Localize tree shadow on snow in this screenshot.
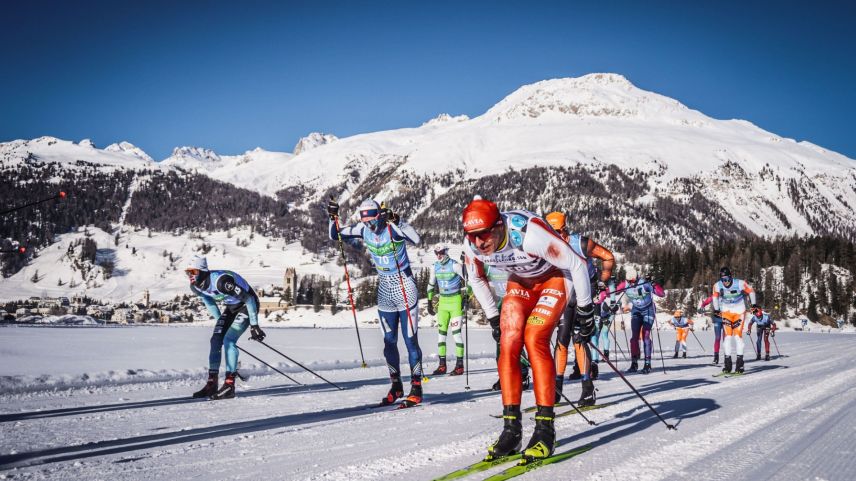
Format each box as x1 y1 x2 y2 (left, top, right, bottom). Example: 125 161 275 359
0 399 395 469
0 375 390 423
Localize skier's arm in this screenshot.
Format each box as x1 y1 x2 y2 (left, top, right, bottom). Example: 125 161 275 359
216 275 259 326
712 285 721 311
464 244 499 319
192 285 222 319
586 238 615 282
452 261 467 294
389 221 420 245
329 219 364 247
521 218 592 308
427 267 437 301
743 281 757 306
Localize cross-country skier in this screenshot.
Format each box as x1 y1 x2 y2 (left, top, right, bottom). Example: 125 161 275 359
669 310 694 358
618 267 665 374
746 306 777 361
186 255 264 400
698 295 723 364
544 211 615 406
427 243 466 376
484 264 532 391
462 198 593 462
712 267 757 374
592 292 619 368
328 199 424 407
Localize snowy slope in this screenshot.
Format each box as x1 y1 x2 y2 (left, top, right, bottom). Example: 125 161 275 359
0 327 853 480
0 136 158 171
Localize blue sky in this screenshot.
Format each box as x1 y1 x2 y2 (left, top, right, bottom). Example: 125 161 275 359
2 1 854 160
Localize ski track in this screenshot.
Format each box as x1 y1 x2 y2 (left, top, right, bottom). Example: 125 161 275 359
0 330 853 480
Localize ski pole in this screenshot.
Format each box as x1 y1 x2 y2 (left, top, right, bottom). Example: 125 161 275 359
690 328 706 353
254 340 343 390
608 319 628 361
771 332 782 357
0 191 66 217
460 252 470 390
588 341 676 430
236 346 302 385
555 383 597 426
602 280 652 298
653 317 667 374
747 330 759 357
331 211 368 368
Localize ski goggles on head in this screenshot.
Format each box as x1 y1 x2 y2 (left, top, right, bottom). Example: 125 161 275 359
434 248 448 256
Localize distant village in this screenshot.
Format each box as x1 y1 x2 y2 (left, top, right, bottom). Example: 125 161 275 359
0 267 335 325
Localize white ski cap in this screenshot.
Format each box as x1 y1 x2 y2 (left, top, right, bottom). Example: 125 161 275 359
625 265 638 280
186 255 208 271
434 243 448 253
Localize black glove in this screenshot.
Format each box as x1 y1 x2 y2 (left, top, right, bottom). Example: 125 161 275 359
327 200 339 219
488 315 501 342
712 309 721 317
250 325 266 342
751 304 760 311
610 302 619 314
574 304 595 343
427 300 436 316
388 210 400 225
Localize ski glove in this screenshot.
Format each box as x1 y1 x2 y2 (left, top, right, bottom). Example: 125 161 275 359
487 315 501 342
388 210 400 225
427 301 436 316
574 304 596 343
250 325 266 342
327 200 339 219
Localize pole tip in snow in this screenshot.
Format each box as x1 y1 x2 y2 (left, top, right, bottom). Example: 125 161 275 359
361 362 368 368
667 424 677 430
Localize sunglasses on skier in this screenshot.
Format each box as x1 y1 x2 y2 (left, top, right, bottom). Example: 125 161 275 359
466 227 495 244
185 268 200 277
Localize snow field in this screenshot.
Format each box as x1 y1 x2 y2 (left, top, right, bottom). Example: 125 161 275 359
0 327 854 480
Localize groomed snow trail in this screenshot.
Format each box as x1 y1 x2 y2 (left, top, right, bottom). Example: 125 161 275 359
0 328 853 480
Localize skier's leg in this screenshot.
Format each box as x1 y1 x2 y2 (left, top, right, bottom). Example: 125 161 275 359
400 302 423 382
223 310 250 373
446 294 465 362
499 280 537 406
630 310 643 360
642 309 654 362
209 307 239 371
756 327 763 354
436 307 451 363
379 310 402 380
554 303 574 377
590 322 601 363
735 314 745 357
523 276 566 408
763 329 771 353
713 318 722 354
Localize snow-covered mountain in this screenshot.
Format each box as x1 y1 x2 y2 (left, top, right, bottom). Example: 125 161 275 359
3 72 856 302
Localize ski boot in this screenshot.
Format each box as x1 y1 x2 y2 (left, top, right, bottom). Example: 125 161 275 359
399 380 422 408
485 405 522 461
682 352 687 359
641 360 652 374
192 370 218 398
590 362 599 381
578 380 596 407
603 350 609 362
735 355 745 374
379 380 404 406
567 363 582 381
492 378 502 392
522 406 555 462
755 353 761 361
722 356 733 374
712 352 720 365
765 353 770 361
626 360 639 373
673 351 679 359
431 361 448 376
554 376 564 404
210 372 236 400
449 360 464 376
